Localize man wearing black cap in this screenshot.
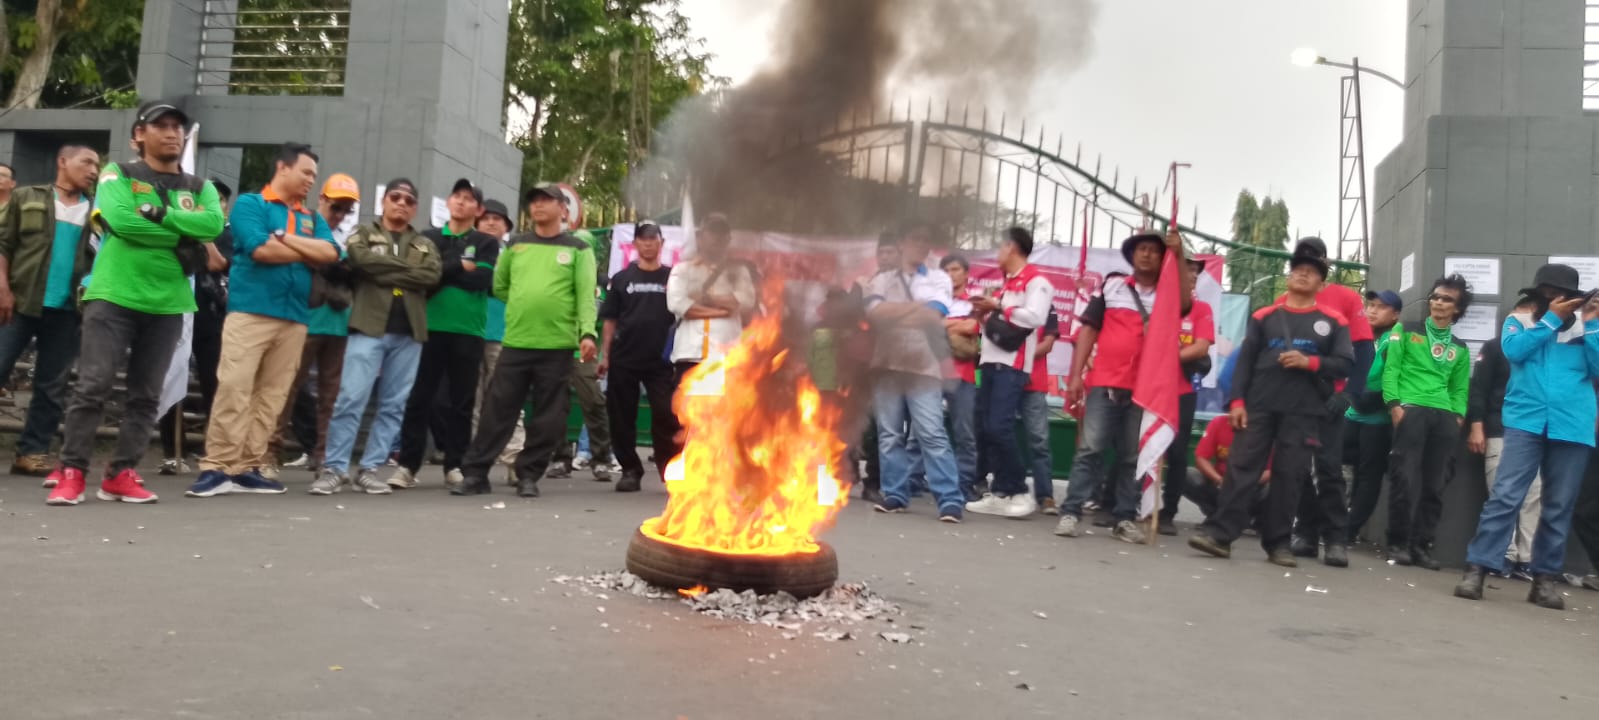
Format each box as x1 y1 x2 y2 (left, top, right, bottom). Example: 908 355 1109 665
472 199 526 480
1456 264 1599 610
46 101 225 506
1344 289 1402 543
1189 250 1353 567
313 179 442 496
1277 237 1374 567
388 179 501 490
599 221 680 492
455 184 598 498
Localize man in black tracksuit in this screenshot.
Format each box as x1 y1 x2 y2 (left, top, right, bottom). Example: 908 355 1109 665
598 222 680 493
1189 251 1353 567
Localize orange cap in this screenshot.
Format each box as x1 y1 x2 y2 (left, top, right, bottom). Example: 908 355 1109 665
322 173 360 201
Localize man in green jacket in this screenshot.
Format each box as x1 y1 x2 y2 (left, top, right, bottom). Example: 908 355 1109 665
0 144 100 477
312 179 442 496
455 184 597 498
1382 274 1473 569
1344 289 1402 543
47 101 226 506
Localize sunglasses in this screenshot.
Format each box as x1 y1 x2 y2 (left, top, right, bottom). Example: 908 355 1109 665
328 202 355 215
1428 293 1458 304
386 192 417 207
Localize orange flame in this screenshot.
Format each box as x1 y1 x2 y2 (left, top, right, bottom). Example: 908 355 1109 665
678 585 709 599
640 277 849 557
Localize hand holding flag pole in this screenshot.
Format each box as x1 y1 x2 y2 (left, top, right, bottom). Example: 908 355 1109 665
1133 162 1191 543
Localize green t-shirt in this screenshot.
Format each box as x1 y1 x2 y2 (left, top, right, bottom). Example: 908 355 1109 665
85 162 224 315
495 232 597 350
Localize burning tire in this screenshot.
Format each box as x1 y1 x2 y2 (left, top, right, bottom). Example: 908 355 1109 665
625 528 839 599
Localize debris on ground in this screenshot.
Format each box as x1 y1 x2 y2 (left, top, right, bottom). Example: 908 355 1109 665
1305 585 1329 594
878 632 911 644
552 572 902 633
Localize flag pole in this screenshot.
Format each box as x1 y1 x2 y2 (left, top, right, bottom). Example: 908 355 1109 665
1147 162 1189 544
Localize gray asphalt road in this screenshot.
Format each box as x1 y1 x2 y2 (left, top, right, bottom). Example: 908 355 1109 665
1 467 1592 720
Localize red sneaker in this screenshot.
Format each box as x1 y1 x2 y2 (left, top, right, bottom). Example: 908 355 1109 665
42 464 60 488
98 468 158 504
44 467 86 506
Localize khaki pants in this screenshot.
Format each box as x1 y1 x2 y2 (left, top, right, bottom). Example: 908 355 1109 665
478 341 523 465
1485 436 1542 565
200 313 307 475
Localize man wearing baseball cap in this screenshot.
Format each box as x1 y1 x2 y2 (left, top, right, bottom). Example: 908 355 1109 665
1343 289 1402 543
267 172 361 473
46 99 225 505
455 183 597 498
390 178 500 490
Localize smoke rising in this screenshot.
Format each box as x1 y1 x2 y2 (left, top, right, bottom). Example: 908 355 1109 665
636 0 1099 234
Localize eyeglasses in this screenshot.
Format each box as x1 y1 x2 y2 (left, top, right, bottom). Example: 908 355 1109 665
1428 293 1458 304
329 202 355 215
386 192 417 207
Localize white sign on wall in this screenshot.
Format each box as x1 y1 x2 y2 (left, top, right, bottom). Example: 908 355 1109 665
1453 303 1500 342
1549 256 1599 291
1399 253 1416 292
1443 256 1500 295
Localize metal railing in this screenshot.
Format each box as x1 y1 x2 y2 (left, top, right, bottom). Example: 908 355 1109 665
198 0 351 96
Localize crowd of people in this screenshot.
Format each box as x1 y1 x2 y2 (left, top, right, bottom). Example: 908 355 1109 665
5 100 1599 613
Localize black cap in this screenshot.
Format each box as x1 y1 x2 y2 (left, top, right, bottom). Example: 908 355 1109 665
1364 289 1404 313
208 177 233 202
481 199 513 230
1294 237 1330 259
1289 251 1330 279
1518 263 1582 297
524 183 567 205
635 221 662 238
450 178 484 204
383 178 419 201
1120 232 1165 266
131 100 190 137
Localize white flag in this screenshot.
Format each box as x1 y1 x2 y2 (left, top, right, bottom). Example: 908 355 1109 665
159 123 200 416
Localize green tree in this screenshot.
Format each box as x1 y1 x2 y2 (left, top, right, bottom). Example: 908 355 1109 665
1226 189 1293 309
2 0 143 110
505 0 721 219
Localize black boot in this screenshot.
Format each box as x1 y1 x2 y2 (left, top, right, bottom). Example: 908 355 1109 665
1387 545 1413 566
1323 543 1349 568
861 487 885 505
1528 574 1565 610
451 476 492 496
1453 565 1485 600
615 470 643 493
1290 535 1318 558
516 477 541 498
1410 545 1442 571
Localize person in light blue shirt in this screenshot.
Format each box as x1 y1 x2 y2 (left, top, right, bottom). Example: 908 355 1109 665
1457 264 1599 610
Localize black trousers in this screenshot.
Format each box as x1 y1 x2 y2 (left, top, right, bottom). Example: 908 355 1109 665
1159 392 1199 521
1572 446 1599 572
61 301 183 474
1385 406 1458 549
1344 419 1394 543
463 348 571 481
1293 412 1349 544
1201 411 1317 550
398 331 483 473
607 361 680 477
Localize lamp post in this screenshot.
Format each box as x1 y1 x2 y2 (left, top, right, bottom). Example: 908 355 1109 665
1292 48 1402 265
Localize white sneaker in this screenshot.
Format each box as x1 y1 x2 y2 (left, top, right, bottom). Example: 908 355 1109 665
1001 494 1038 518
444 468 465 488
355 468 394 495
1113 520 1147 545
571 456 591 471
386 467 417 489
1054 514 1083 537
283 453 311 469
965 493 1008 516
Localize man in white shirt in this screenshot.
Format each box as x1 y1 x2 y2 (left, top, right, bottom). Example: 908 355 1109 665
864 224 965 523
665 213 757 384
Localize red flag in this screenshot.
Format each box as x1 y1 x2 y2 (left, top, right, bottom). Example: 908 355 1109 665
1132 249 1184 519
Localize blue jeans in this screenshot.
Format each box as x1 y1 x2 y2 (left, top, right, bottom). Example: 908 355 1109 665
0 309 80 456
1022 391 1053 503
1466 427 1591 575
1060 387 1140 521
945 379 979 495
873 372 964 513
978 364 1031 497
323 333 422 474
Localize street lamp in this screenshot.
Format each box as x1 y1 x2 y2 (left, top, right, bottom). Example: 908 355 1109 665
1291 47 1403 265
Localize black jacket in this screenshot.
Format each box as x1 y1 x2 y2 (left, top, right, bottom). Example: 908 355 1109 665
1467 337 1509 438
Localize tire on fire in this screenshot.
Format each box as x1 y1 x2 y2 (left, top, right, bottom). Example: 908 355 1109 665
625 529 839 600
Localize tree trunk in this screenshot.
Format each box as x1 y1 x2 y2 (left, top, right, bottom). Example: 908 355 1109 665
0 9 11 83
7 0 65 110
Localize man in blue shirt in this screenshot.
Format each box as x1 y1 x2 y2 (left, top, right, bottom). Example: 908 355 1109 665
186 143 339 498
1456 264 1599 610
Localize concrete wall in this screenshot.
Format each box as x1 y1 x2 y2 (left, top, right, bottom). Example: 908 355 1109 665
1373 0 1599 571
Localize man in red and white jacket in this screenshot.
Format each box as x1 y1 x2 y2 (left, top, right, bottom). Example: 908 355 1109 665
966 228 1055 518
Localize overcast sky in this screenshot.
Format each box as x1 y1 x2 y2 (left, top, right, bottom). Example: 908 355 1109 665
677 0 1408 257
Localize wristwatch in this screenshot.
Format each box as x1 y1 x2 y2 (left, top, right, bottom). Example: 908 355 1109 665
272 229 287 241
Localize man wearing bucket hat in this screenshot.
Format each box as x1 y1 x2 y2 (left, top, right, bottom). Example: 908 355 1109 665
1456 263 1599 610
